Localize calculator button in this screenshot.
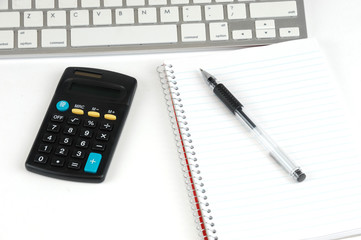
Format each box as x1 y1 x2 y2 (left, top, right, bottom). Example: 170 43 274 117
56 100 69 112
68 161 81 170
59 136 73 146
34 154 48 164
88 111 100 118
47 123 60 133
63 126 77 135
76 139 89 148
72 150 85 159
68 116 81 125
72 108 84 115
84 119 97 128
55 146 69 156
51 114 65 122
104 114 116 121
79 129 93 138
43 133 56 143
100 122 113 131
51 158 65 167
84 152 102 174
92 143 106 151
96 132 110 141
38 144 52 153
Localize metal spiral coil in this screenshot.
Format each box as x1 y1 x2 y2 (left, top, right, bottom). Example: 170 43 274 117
158 64 217 240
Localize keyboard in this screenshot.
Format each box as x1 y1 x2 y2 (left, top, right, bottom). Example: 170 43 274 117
0 0 307 58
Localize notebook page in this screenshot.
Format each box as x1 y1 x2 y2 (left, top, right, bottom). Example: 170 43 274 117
164 39 361 240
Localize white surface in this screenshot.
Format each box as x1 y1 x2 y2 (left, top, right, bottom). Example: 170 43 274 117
0 1 360 239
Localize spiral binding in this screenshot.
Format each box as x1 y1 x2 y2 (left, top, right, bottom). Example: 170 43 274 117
157 64 218 240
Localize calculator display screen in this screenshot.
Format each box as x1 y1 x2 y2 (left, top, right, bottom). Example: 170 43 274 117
69 82 123 98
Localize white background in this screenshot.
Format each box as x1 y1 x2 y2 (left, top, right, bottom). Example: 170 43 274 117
0 0 360 239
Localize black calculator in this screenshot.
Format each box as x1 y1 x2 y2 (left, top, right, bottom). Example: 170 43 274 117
25 67 137 183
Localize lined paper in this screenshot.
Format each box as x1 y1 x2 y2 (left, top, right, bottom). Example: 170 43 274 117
164 39 361 239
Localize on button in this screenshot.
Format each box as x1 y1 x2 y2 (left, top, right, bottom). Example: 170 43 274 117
56 100 69 112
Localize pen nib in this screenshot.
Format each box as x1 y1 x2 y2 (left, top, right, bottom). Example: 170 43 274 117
199 69 218 89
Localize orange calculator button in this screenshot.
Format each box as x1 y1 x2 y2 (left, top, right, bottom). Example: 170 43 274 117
104 114 116 121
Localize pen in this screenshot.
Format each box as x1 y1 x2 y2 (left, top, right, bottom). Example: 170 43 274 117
200 69 306 182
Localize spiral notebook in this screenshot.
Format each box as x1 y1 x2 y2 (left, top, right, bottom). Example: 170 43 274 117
157 39 361 240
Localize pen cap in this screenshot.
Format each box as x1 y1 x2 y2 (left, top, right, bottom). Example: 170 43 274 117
214 84 243 113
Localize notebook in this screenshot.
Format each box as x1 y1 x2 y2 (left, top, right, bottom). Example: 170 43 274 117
157 39 361 240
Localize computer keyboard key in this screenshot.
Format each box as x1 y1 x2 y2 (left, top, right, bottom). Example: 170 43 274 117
13 0 32 10
0 31 14 49
41 29 67 48
81 0 100 8
209 22 229 41
181 23 206 42
70 10 89 26
24 11 44 27
0 12 20 28
71 25 178 47
250 1 298 18
58 0 78 8
18 30 38 49
280 27 300 37
227 4 246 20
35 0 55 9
0 1 8 9
127 0 145 7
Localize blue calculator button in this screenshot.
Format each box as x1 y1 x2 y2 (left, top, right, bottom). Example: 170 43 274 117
56 100 69 112
84 152 102 174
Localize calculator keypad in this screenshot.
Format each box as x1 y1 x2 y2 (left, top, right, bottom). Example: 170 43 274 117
34 111 115 175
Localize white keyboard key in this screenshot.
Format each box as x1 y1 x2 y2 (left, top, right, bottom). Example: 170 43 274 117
209 22 228 41
160 7 179 23
227 4 246 20
71 25 177 46
149 0 167 5
115 8 134 24
93 9 112 25
256 29 276 39
24 11 43 27
35 0 54 9
81 0 100 8
183 6 201 22
18 30 37 48
42 29 67 47
104 0 122 7
205 5 224 21
181 23 206 42
138 8 157 24
215 0 232 2
193 0 211 3
255 20 275 29
48 11 67 27
0 31 14 49
280 27 300 37
70 10 89 26
58 0 77 8
126 0 145 6
171 0 189 4
12 0 31 9
232 29 252 40
0 1 9 9
0 12 20 28
250 1 297 18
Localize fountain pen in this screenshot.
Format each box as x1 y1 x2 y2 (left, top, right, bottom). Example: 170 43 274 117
200 69 306 182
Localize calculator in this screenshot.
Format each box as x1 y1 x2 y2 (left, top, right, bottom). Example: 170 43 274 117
25 67 137 183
